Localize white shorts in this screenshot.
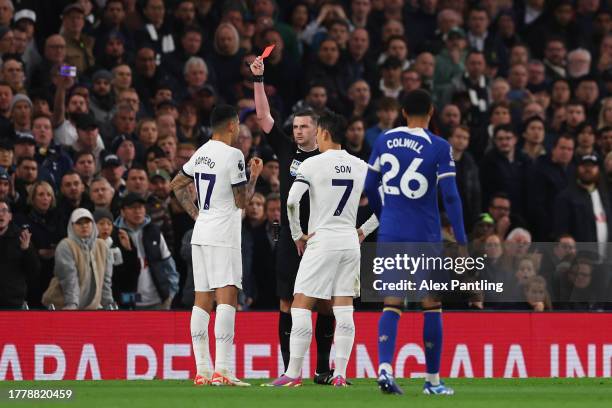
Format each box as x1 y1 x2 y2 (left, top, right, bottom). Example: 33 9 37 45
293 247 361 300
192 245 242 292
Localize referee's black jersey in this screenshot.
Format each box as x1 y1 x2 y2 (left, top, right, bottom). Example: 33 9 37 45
265 123 319 231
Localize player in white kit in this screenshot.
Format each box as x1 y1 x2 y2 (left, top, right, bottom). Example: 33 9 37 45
170 105 263 387
267 112 373 387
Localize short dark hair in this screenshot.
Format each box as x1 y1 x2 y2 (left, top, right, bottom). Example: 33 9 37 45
61 170 83 184
566 99 586 110
317 111 347 145
74 151 95 163
493 124 515 138
597 126 612 136
210 104 238 129
127 164 147 177
489 192 510 206
401 89 432 117
16 156 36 167
522 116 545 132
377 96 400 112
553 133 576 147
294 108 318 124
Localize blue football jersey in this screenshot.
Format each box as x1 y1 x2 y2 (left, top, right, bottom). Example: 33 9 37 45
368 127 456 242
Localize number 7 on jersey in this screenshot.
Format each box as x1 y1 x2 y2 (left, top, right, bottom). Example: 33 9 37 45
332 179 353 216
194 172 216 210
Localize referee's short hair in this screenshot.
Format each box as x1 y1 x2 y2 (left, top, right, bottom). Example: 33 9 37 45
294 108 318 125
401 89 433 117
317 111 347 145
210 104 238 129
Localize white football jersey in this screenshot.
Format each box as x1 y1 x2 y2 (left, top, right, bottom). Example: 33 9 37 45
182 140 247 248
294 149 369 249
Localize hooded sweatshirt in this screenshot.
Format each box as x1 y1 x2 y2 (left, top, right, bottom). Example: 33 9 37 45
43 209 113 309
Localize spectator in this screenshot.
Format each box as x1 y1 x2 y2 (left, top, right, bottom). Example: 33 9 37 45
57 171 95 235
471 101 512 162
344 117 371 162
365 97 399 147
543 37 567 81
449 125 481 228
29 35 66 99
89 70 115 124
112 192 179 309
567 48 592 79
32 114 73 189
136 0 175 56
12 132 36 163
377 56 403 99
0 167 10 202
346 28 377 88
574 76 600 122
574 122 597 158
111 134 137 169
90 176 116 214
445 50 490 127
0 138 13 171
73 151 96 188
162 26 204 83
94 208 122 268
254 147 279 196
61 4 95 74
434 27 468 100
146 169 174 248
12 156 38 212
10 94 32 133
42 208 113 310
0 199 39 309
528 134 576 240
345 80 375 125
521 116 546 161
480 125 529 215
598 127 612 157
554 154 612 247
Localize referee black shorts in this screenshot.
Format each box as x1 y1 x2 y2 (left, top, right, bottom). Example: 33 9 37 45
275 225 302 300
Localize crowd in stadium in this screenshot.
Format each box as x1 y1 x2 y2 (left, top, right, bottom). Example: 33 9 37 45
0 0 611 312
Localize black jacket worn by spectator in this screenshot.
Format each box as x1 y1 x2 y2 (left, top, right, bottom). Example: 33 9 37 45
0 222 41 309
480 149 530 217
14 208 64 308
528 155 575 241
454 151 482 230
553 183 612 242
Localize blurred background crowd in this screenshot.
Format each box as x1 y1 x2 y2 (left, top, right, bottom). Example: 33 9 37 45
0 0 611 312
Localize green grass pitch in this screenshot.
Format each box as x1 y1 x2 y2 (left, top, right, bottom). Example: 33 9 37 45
2 378 612 408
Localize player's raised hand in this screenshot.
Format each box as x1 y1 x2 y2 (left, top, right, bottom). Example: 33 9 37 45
250 56 264 76
294 232 315 256
249 157 263 178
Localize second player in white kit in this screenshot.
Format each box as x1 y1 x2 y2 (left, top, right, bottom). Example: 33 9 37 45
267 111 377 387
171 105 263 387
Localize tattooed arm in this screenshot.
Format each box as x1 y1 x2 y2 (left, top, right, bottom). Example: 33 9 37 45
233 158 263 209
170 173 199 220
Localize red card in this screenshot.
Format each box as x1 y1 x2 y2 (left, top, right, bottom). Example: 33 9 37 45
260 44 275 59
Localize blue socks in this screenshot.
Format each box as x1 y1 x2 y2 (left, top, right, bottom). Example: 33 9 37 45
423 309 442 383
377 307 401 372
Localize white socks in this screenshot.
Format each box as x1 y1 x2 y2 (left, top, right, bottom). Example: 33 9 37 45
426 373 440 386
332 306 355 378
214 304 236 374
285 308 312 378
190 306 213 377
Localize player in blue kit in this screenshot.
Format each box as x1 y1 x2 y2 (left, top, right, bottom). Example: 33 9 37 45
364 89 468 395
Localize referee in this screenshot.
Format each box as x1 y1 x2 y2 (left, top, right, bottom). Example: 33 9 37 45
250 57 336 384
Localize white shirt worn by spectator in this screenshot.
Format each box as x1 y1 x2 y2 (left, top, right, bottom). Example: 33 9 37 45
181 140 247 249
54 120 105 150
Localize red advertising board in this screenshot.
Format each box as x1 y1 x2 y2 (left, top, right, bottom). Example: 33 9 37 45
1 312 611 380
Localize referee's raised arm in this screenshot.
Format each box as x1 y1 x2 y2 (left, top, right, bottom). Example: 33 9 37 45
250 57 274 134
